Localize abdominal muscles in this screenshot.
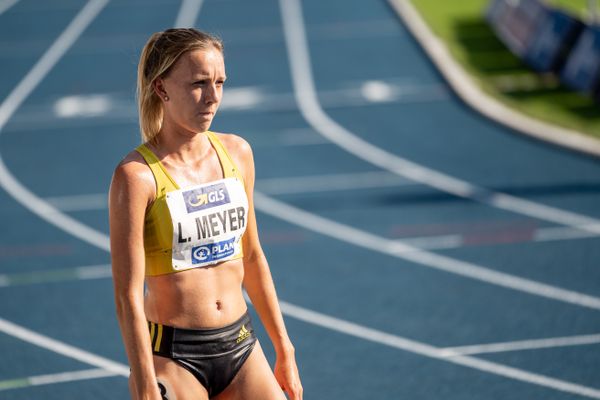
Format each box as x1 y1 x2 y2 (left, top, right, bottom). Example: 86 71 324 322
144 258 247 329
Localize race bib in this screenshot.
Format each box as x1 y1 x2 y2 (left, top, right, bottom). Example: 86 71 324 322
165 178 248 270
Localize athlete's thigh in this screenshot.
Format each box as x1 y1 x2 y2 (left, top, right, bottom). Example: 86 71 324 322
153 355 209 400
215 341 286 400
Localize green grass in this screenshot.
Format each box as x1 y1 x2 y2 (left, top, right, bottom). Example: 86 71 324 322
410 0 600 140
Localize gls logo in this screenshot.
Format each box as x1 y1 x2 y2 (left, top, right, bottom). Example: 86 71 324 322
191 237 236 264
183 183 230 213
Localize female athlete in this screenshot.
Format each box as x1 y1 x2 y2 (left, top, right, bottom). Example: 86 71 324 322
109 28 302 400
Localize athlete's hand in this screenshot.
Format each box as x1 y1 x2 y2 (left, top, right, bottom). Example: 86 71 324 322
274 350 303 400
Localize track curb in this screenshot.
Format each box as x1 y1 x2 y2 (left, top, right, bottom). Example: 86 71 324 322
388 0 600 158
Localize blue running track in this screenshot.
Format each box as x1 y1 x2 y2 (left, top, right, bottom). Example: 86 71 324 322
0 0 599 398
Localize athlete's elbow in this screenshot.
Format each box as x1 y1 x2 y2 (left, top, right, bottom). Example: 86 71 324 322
113 290 144 323
243 248 266 267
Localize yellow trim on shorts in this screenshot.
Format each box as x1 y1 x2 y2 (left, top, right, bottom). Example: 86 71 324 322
149 322 156 345
154 323 163 352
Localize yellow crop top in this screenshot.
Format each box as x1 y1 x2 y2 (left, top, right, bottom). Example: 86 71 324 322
135 131 248 276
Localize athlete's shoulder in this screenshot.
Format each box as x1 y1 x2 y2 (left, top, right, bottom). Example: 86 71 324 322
110 147 155 195
213 132 252 157
212 132 254 184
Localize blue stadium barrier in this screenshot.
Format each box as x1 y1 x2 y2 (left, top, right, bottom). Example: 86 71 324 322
523 9 584 72
486 0 583 73
560 25 600 96
486 0 546 58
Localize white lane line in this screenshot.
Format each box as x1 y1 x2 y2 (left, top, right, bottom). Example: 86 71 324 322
3 291 600 399
221 86 265 110
45 192 108 212
42 191 600 246
534 225 600 241
0 317 129 377
0 0 185 384
174 0 204 28
439 333 600 357
0 0 108 131
0 368 118 391
254 192 600 310
0 0 19 16
0 264 112 287
75 263 112 279
43 172 412 211
54 94 112 118
2 184 599 397
279 301 600 399
399 234 464 249
0 0 110 252
278 0 600 235
5 82 446 133
388 0 600 157
398 225 600 248
254 171 412 194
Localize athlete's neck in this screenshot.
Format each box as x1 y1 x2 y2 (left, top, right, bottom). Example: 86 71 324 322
150 127 213 166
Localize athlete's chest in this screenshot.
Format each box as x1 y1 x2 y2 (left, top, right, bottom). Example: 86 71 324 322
165 177 248 269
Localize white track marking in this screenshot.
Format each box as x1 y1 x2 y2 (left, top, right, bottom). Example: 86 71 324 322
0 264 112 287
0 368 117 391
0 0 110 252
254 192 600 310
221 86 264 110
399 234 464 249
0 317 129 377
0 0 108 131
3 192 599 397
45 192 108 211
534 226 600 241
43 172 411 211
439 333 600 357
2 291 599 398
255 171 412 194
278 0 600 235
5 81 445 133
279 301 600 399
174 0 204 28
54 94 112 118
387 0 600 157
397 225 600 248
0 0 18 16
42 190 600 246
75 263 112 279
361 80 396 102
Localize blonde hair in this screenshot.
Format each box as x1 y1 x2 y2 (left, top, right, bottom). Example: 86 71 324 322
137 28 224 144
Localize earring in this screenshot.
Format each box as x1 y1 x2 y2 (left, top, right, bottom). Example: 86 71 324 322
164 96 169 101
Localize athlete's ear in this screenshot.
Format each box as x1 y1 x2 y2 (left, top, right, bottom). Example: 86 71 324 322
153 78 168 101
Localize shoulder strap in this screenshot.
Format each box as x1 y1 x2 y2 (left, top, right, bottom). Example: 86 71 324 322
135 144 179 192
206 132 245 185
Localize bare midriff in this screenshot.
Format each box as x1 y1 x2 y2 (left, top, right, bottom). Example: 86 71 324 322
143 258 247 329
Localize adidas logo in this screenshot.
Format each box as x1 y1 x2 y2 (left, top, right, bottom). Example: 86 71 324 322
236 324 251 343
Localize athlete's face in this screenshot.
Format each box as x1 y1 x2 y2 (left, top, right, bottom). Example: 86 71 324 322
156 48 226 134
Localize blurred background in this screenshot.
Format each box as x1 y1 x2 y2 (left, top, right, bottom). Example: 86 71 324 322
0 0 599 398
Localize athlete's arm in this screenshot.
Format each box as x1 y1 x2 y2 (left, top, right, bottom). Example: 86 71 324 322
108 156 162 400
227 135 303 400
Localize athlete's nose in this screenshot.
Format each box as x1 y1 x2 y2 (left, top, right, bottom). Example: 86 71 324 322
204 82 220 105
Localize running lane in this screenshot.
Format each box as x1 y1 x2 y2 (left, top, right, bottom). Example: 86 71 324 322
0 0 599 399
